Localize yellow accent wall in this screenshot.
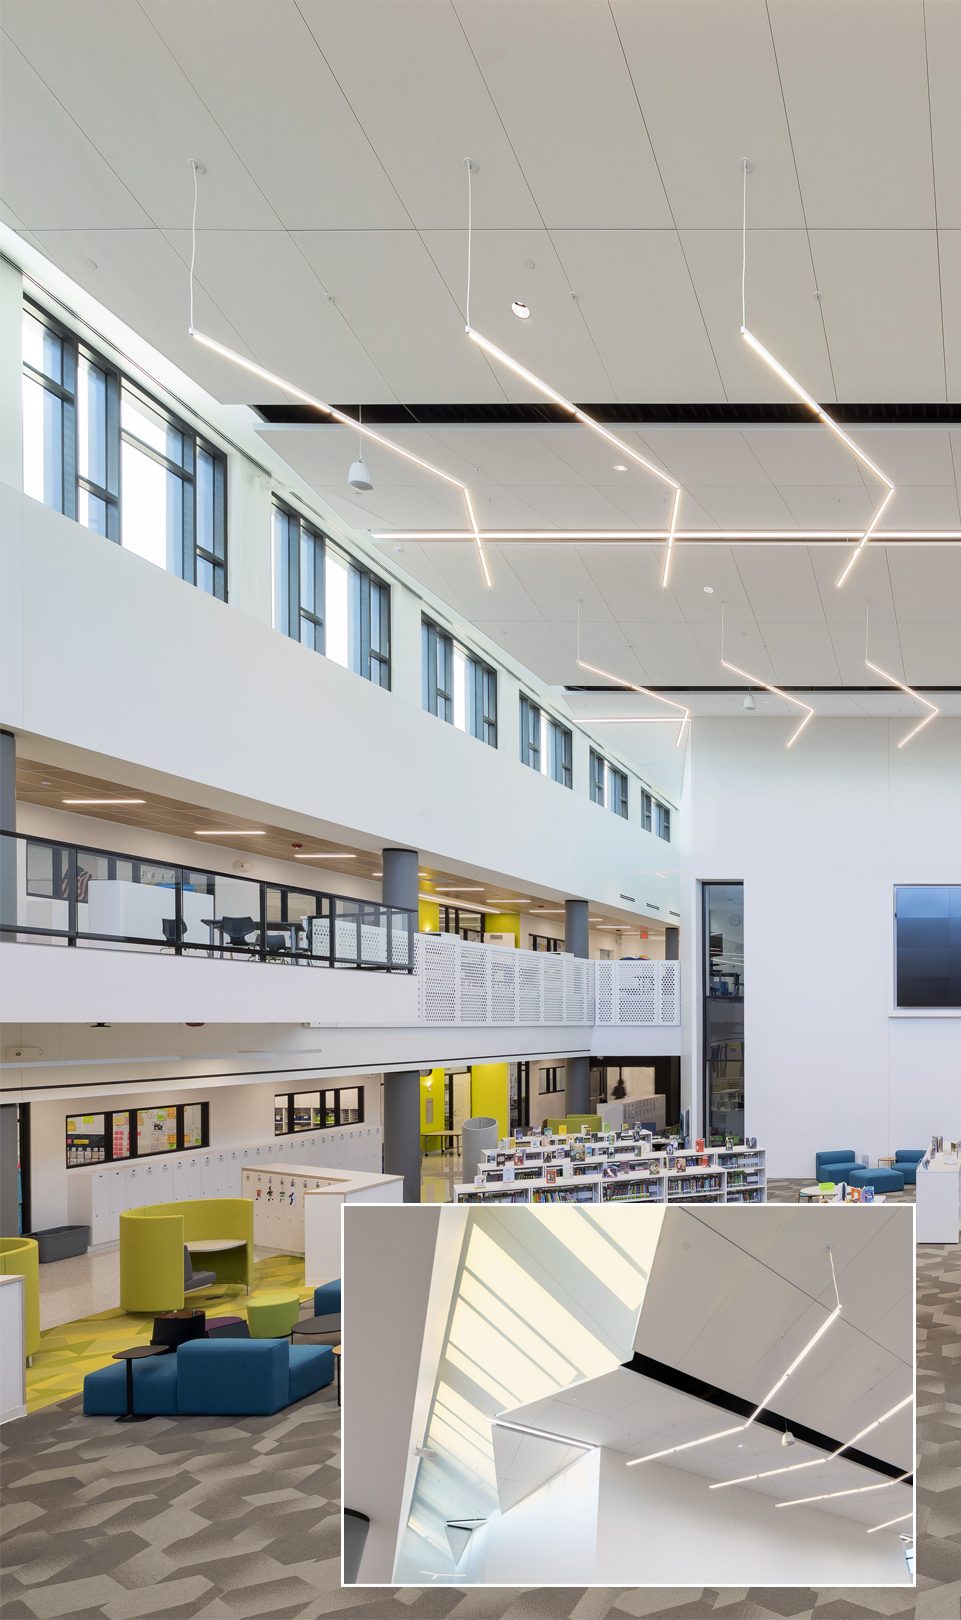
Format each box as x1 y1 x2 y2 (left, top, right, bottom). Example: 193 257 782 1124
471 1064 509 1140
486 912 521 946
419 898 439 932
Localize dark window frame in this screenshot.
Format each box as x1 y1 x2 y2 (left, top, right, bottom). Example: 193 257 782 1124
422 617 453 721
64 1100 210 1168
23 298 227 600
273 1084 365 1135
538 1065 562 1094
273 499 326 651
350 561 391 687
549 718 573 789
520 693 541 771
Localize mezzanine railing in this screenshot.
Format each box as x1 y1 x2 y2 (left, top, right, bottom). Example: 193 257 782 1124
0 830 415 972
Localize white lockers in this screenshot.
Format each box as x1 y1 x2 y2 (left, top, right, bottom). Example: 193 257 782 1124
67 1123 382 1246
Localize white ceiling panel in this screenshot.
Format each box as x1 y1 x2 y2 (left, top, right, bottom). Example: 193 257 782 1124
553 618 649 683
741 426 864 487
853 428 957 487
887 547 961 621
0 37 151 230
769 0 935 229
778 486 875 530
576 545 683 623
297 0 539 231
882 486 961 528
166 230 397 402
144 0 410 232
499 548 614 624
474 619 575 685
426 425 587 487
612 0 804 229
552 231 725 402
2 0 279 229
423 228 616 403
757 622 843 686
810 231 946 402
732 548 827 623
455 0 671 230
807 546 898 624
896 622 961 685
635 429 769 488
618 622 718 687
926 1 961 229
681 229 834 403
940 232 961 402
513 483 644 529
292 230 499 402
690 484 796 527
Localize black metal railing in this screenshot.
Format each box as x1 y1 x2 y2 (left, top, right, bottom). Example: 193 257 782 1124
0 830 415 972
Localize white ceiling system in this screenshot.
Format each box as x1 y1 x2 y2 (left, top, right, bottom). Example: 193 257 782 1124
3 0 960 696
501 1205 914 1525
2 0 959 406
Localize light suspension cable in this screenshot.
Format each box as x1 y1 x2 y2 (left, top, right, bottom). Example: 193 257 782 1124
185 162 492 587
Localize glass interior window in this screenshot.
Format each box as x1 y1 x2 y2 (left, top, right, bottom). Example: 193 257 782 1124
292 1092 319 1130
22 372 64 508
121 440 184 573
122 391 185 465
23 310 64 383
325 551 350 667
452 645 468 730
136 1105 179 1156
66 1113 106 1167
182 1103 204 1148
111 1112 131 1160
78 355 107 490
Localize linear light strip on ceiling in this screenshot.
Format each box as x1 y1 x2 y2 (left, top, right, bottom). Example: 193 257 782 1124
186 164 492 587
866 1512 914 1535
492 1417 595 1450
775 1470 911 1509
864 657 939 747
720 656 815 747
576 616 690 749
741 328 895 591
369 529 961 543
465 326 682 587
627 1251 841 1469
709 1393 913 1491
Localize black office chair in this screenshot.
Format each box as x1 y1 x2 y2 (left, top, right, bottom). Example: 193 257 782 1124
221 915 289 957
161 917 187 951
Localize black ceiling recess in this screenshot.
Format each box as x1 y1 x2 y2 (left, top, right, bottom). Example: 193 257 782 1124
256 401 961 428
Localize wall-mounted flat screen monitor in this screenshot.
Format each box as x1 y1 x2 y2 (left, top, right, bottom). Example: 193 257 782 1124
895 886 961 1008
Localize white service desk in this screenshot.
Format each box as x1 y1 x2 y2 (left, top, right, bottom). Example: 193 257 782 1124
915 1151 961 1244
0 1275 27 1423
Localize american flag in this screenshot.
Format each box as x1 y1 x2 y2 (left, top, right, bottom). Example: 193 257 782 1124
61 865 92 902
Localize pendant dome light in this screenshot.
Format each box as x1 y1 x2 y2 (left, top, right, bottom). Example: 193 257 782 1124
348 403 373 492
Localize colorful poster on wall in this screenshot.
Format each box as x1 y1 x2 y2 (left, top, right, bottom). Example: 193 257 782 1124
136 1106 178 1156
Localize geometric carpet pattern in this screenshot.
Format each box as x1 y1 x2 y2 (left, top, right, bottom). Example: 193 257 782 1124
1 1199 957 1618
24 1253 312 1415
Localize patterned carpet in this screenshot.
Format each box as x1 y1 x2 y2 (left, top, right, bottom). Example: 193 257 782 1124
24 1253 313 1414
1 1190 957 1619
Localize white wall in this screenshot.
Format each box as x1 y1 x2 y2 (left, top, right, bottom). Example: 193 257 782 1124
460 1451 601 1585
28 1071 382 1230
682 718 961 1175
594 1448 907 1586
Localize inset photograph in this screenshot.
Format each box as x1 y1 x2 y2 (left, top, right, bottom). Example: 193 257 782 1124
343 1203 914 1588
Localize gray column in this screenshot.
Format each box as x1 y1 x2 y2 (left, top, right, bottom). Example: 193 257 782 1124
665 926 679 960
565 1057 590 1115
381 847 418 913
0 730 15 936
564 898 589 959
383 1069 422 1203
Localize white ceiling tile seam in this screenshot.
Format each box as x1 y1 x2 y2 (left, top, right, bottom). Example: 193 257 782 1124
625 1247 842 1468
184 160 494 588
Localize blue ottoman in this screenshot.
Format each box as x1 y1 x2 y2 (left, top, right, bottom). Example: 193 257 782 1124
288 1344 334 1403
83 1354 179 1416
847 1166 904 1194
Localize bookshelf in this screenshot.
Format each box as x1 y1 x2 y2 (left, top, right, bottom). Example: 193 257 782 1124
453 1131 767 1206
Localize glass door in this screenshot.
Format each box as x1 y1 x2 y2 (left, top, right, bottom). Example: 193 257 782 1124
702 882 745 1144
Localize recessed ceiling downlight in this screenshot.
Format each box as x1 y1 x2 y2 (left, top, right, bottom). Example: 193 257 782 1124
511 300 531 319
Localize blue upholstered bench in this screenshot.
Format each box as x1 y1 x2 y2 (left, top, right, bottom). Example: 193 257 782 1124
847 1165 904 1194
83 1337 334 1417
313 1279 341 1316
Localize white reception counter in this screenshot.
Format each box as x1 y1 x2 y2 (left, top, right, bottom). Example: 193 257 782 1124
915 1150 961 1244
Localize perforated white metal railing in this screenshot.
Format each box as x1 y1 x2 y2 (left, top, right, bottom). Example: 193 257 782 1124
415 935 679 1027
